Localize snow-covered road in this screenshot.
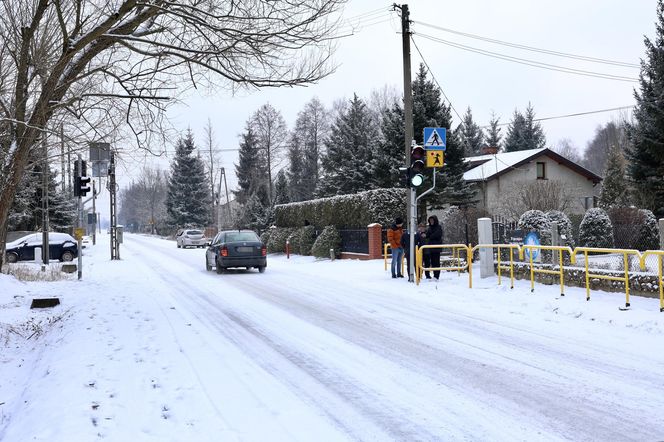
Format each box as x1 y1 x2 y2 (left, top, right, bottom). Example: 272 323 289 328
1 232 664 441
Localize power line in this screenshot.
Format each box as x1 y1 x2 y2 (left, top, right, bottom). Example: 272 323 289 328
415 32 639 83
412 20 640 69
410 35 465 124
483 105 634 128
410 34 633 156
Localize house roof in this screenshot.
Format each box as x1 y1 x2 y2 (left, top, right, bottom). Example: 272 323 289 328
463 148 602 184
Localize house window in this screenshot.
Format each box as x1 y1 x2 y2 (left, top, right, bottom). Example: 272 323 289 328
536 162 546 179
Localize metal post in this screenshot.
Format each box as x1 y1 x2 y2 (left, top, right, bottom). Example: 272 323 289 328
76 155 82 280
109 151 119 260
92 180 97 245
412 169 437 280
42 130 50 265
551 222 560 266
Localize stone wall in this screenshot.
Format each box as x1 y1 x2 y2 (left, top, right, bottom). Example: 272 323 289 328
497 263 661 298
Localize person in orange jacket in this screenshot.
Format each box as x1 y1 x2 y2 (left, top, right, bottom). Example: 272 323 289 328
387 217 404 278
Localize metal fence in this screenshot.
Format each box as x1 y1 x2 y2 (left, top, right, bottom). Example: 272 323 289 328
339 229 369 254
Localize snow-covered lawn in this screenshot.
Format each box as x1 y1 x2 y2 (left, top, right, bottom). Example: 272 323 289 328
1 233 663 441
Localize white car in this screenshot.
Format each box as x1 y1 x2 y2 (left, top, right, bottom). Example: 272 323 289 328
176 229 207 248
81 235 92 248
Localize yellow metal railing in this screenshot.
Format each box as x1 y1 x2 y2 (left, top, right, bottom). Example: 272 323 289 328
640 250 664 312
572 247 642 308
520 245 574 296
472 244 521 289
382 240 663 312
416 244 472 287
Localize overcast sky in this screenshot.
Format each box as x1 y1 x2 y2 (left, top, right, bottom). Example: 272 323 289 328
108 0 657 218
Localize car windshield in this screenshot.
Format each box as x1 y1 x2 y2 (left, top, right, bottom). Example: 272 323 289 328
225 232 259 242
186 230 203 235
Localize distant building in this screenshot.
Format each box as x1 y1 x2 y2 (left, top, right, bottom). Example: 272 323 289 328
463 148 602 217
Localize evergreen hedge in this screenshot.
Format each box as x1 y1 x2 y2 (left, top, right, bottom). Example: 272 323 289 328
312 226 342 259
274 188 406 229
579 208 614 248
288 225 317 255
267 227 295 253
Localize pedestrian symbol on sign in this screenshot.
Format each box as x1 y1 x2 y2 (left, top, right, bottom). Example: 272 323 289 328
426 150 444 168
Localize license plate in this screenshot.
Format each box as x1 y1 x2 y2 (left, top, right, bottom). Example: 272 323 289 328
236 246 254 253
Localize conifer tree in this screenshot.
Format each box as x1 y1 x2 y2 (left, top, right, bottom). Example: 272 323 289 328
411 65 475 208
377 101 406 188
274 169 290 205
234 124 266 205
317 94 378 196
8 164 75 231
504 104 546 152
166 130 211 227
295 97 329 200
627 0 664 217
286 131 306 202
485 112 502 152
599 146 630 209
251 103 288 202
458 107 485 156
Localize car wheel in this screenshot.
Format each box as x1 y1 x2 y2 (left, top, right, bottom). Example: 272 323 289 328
177 243 181 248
61 251 74 262
215 260 224 274
205 256 212 271
6 252 18 264
258 266 266 273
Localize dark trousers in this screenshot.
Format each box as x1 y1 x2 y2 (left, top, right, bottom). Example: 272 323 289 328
424 249 441 279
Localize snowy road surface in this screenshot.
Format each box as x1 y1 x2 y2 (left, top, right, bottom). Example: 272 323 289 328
1 232 664 441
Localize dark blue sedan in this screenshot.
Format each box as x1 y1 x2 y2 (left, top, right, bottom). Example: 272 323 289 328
205 230 266 274
5 232 78 263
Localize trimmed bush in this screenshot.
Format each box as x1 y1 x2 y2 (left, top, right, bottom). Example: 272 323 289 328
579 208 614 248
311 226 342 259
274 188 406 229
267 227 295 253
298 225 317 255
260 228 273 246
637 209 659 251
518 210 551 246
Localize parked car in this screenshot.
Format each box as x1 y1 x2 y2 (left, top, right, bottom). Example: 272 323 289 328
5 232 78 263
176 229 207 248
205 230 266 274
81 235 92 248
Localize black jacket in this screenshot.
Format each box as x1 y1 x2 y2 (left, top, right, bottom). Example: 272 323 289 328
425 215 443 245
400 230 423 251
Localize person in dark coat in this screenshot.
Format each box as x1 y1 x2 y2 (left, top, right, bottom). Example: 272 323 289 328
423 215 443 280
401 224 424 279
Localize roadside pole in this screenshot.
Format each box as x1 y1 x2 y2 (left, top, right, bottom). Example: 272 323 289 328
76 155 83 280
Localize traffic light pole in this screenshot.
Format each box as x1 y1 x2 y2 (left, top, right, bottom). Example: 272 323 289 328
76 154 83 280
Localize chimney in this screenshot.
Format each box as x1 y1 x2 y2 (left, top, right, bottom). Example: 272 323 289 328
481 145 499 155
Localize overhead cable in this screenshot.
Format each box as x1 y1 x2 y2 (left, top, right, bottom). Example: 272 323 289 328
415 32 639 83
412 20 640 69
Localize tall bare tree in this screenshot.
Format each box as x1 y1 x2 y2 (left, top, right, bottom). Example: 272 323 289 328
250 103 288 202
0 0 344 264
201 118 222 224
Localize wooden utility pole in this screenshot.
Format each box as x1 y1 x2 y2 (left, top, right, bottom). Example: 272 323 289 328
395 3 416 280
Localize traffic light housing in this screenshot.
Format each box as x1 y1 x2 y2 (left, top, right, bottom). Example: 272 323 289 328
73 160 91 197
409 145 426 187
79 176 91 196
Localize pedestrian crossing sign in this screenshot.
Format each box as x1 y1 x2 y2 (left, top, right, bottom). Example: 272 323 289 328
427 150 444 168
423 127 446 150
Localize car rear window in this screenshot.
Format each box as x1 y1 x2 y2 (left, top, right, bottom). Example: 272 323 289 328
186 230 203 235
225 232 259 242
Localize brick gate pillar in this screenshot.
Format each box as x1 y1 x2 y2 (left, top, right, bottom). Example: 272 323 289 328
368 223 383 259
